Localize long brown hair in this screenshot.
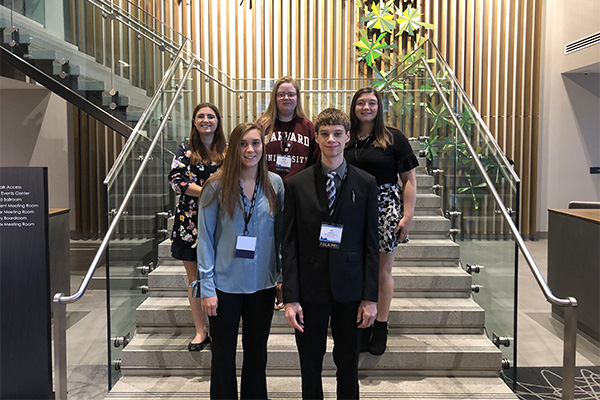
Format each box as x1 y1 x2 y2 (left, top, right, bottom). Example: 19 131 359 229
349 87 393 149
257 76 307 141
188 103 227 165
200 122 279 219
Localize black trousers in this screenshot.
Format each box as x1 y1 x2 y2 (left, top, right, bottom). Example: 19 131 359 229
208 287 276 400
294 300 361 400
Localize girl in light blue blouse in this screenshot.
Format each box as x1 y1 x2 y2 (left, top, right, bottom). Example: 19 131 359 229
193 121 284 400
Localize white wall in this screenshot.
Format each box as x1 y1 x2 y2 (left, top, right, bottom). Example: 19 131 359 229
538 0 600 232
0 78 70 210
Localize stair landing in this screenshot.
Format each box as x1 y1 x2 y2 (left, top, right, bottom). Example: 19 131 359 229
107 375 517 400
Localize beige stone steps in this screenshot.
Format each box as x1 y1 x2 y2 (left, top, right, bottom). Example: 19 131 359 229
107 375 517 399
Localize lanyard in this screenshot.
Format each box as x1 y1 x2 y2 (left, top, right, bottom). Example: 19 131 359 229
239 174 260 235
353 134 373 167
280 131 293 155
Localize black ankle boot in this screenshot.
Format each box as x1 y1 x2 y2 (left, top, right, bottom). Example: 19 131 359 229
369 320 388 355
360 326 372 353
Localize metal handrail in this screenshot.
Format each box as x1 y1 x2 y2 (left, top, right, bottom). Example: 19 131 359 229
104 41 189 188
421 58 578 400
86 0 183 55
380 39 520 184
424 40 520 183
52 47 195 400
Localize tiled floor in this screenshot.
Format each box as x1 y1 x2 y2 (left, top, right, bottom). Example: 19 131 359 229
61 239 599 398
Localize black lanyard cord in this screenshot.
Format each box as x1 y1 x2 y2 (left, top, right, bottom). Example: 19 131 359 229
354 134 373 167
239 174 260 235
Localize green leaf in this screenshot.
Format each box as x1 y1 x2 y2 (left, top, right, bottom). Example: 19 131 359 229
396 5 435 36
361 0 396 33
353 29 396 66
392 92 415 116
426 102 452 131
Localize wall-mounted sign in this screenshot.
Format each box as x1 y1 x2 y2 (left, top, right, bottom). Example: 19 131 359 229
0 167 52 399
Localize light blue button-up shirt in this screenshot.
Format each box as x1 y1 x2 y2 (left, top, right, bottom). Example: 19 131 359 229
196 172 284 298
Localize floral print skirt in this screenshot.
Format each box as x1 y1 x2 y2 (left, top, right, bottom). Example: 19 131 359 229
377 183 403 254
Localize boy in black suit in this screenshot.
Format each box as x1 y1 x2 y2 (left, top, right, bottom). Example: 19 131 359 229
282 108 379 399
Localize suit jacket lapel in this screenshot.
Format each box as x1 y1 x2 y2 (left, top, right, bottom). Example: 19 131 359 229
331 165 352 221
313 163 331 221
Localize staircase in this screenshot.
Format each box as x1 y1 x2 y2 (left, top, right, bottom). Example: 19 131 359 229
0 4 149 134
106 141 518 399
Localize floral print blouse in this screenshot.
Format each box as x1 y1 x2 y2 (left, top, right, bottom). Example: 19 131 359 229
169 142 220 249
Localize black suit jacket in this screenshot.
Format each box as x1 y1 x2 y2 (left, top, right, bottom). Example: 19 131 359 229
282 161 379 304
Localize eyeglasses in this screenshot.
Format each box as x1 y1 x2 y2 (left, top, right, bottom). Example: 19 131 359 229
276 92 297 99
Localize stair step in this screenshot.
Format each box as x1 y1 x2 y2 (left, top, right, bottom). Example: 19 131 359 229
410 215 450 238
393 266 471 297
394 239 460 266
416 173 434 190
135 296 483 334
409 139 420 152
147 264 188 295
147 264 472 298
77 77 104 91
52 63 80 76
110 192 170 213
103 92 130 107
25 48 55 60
120 332 501 376
107 375 517 399
127 108 144 122
157 241 171 261
414 193 442 215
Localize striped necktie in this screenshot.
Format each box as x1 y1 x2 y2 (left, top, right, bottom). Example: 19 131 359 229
326 171 337 216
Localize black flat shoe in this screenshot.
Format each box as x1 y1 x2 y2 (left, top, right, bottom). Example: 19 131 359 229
188 335 211 352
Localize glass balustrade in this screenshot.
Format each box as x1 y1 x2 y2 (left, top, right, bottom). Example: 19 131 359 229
0 0 185 131
381 42 519 386
4 3 528 388
104 43 193 388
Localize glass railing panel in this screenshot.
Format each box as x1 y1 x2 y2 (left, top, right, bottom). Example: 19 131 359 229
382 52 519 385
104 49 193 388
106 50 190 180
453 129 518 385
1 0 44 25
105 133 166 388
427 62 518 383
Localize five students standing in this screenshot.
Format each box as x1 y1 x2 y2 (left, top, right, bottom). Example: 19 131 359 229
168 85 417 399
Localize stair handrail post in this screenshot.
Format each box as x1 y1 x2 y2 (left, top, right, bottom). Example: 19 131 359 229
419 57 578 400
52 297 68 399
562 299 578 400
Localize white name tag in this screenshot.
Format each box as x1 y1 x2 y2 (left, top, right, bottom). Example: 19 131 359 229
275 155 292 173
319 223 343 249
235 235 257 259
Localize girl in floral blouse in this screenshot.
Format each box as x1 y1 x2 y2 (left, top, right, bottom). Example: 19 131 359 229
168 102 227 351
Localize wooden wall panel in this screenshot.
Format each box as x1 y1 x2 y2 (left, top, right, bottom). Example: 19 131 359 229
68 0 542 236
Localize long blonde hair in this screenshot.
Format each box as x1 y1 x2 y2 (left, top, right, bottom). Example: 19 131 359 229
257 76 307 141
200 122 279 218
188 102 227 165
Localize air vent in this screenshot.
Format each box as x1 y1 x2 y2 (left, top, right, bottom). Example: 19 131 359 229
565 32 600 55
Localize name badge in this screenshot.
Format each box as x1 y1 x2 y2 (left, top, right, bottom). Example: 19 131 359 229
319 223 343 249
235 235 257 259
275 155 292 173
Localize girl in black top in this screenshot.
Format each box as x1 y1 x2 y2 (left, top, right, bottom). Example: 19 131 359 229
168 102 227 352
345 87 418 355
